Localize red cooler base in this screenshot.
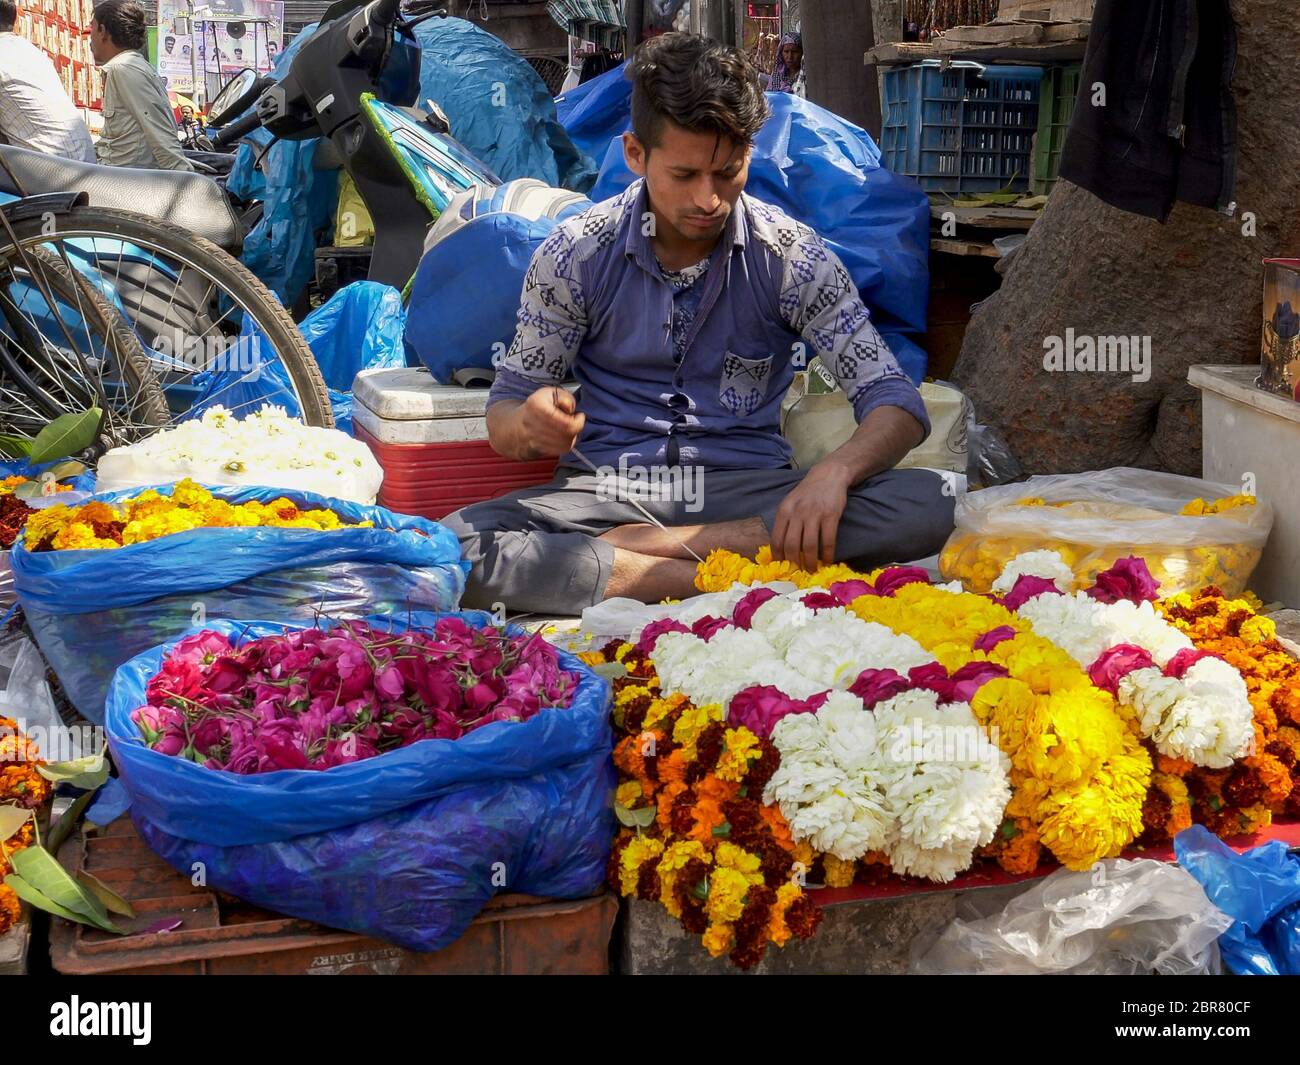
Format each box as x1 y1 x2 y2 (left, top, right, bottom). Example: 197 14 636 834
354 422 558 520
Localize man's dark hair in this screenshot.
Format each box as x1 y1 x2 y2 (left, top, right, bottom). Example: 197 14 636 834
627 32 769 151
0 0 17 33
92 0 147 50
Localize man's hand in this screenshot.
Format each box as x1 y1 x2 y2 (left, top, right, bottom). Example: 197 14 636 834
771 460 851 571
487 387 585 461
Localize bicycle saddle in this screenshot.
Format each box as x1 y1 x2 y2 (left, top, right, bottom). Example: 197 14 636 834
0 144 242 251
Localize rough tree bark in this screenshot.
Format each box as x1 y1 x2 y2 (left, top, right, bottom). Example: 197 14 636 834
803 0 881 134
952 0 1300 477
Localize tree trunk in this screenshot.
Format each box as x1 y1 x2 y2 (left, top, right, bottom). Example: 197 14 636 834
952 0 1300 477
802 0 881 134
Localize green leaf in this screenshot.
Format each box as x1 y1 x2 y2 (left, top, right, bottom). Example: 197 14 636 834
77 870 136 918
8 846 120 932
28 407 102 465
46 788 98 858
4 873 123 934
999 817 1019 840
0 803 33 841
42 459 88 482
13 480 44 500
0 433 33 459
711 821 731 838
37 751 109 791
614 801 655 829
591 661 628 681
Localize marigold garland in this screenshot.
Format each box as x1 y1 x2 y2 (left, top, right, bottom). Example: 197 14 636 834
0 715 53 937
604 645 821 968
21 479 376 552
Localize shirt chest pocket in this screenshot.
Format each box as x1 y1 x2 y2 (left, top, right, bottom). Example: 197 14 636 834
718 350 775 416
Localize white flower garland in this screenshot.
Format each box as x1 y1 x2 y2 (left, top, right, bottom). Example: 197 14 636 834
650 588 1011 882
1004 553 1254 768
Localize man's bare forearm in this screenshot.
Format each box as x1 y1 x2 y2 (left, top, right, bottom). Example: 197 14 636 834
486 399 532 460
812 405 926 490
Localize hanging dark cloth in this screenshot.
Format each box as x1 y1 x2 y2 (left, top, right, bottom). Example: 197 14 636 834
1058 0 1238 223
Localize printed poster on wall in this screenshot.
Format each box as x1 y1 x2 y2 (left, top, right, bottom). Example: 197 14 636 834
157 0 284 96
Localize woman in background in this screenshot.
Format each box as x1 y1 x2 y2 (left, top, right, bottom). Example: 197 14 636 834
765 32 805 97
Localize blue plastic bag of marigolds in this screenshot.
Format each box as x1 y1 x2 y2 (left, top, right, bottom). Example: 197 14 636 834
104 613 615 951
10 483 469 723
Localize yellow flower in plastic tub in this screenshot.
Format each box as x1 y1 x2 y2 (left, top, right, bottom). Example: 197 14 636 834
939 468 1273 598
93 405 384 505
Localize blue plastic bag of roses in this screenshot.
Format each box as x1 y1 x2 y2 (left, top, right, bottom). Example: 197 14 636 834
11 482 468 723
104 612 616 952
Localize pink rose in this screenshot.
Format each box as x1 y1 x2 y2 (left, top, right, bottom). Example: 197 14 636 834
690 614 732 641
727 685 827 739
998 575 1063 611
1088 643 1155 694
1087 556 1161 604
872 566 931 597
731 587 778 630
947 661 1009 702
828 579 875 605
1164 648 1220 679
800 591 843 611
973 625 1017 652
636 617 690 653
170 630 233 667
908 662 955 702
848 668 912 709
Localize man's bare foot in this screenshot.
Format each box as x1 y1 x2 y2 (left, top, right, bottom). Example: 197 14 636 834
598 517 769 561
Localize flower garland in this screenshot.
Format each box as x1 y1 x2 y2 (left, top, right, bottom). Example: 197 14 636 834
592 642 823 969
0 716 53 937
22 479 375 551
999 552 1255 768
1159 587 1300 837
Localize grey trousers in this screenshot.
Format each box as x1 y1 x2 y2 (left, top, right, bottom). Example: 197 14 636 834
439 465 957 616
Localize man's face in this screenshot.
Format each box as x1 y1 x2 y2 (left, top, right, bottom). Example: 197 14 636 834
88 19 114 65
623 120 750 248
165 38 175 53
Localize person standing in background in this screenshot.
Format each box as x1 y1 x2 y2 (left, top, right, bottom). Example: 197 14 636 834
0 0 96 162
90 0 194 171
764 32 805 97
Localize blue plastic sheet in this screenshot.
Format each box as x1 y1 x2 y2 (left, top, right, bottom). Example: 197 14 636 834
192 281 406 431
413 18 597 193
0 458 95 494
1175 824 1300 975
404 185 591 382
105 612 615 951
12 484 468 723
555 73 932 382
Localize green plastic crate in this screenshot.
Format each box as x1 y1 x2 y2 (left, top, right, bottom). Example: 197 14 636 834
1031 62 1082 196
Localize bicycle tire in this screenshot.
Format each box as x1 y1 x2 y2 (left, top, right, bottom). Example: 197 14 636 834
0 245 170 446
0 205 333 428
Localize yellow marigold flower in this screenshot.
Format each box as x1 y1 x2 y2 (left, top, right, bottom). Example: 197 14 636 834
671 702 723 755
615 683 655 709
612 643 633 662
714 841 763 880
616 781 643 808
169 479 213 507
705 867 751 925
822 853 856 888
702 921 734 958
617 836 665 897
1240 615 1276 644
766 882 803 948
576 650 606 667
715 727 761 782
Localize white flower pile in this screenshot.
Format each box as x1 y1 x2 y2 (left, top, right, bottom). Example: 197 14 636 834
95 406 384 505
991 549 1076 595
651 589 1011 883
1004 552 1254 768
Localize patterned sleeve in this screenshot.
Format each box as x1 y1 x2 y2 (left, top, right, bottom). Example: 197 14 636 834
487 225 589 407
779 229 930 439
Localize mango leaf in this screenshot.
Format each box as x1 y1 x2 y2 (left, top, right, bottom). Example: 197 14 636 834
4 873 123 934
77 870 136 918
41 459 87 481
13 480 44 500
28 407 102 465
614 802 656 829
0 804 33 841
0 433 33 459
37 751 109 790
8 846 121 932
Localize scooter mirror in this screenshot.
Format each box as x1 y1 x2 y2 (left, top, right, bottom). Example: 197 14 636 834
209 68 270 127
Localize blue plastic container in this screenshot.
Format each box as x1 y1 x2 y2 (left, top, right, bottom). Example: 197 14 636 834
881 62 1043 194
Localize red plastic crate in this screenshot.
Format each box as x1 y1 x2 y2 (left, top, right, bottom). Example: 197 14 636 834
353 422 557 520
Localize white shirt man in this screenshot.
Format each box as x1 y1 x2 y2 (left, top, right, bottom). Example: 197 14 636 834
96 49 194 171
0 31 97 162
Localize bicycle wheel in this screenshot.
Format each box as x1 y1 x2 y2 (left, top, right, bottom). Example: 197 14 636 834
0 244 170 449
0 206 332 433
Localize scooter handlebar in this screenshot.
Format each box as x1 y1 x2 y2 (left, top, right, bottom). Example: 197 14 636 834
211 109 264 149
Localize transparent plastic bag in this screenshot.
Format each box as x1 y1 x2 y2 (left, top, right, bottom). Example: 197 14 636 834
940 467 1273 596
910 859 1232 975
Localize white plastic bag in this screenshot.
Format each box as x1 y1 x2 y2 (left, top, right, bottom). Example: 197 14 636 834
940 467 1273 596
910 859 1233 975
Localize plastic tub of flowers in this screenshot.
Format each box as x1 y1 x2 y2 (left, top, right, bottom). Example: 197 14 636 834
50 817 617 975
